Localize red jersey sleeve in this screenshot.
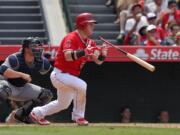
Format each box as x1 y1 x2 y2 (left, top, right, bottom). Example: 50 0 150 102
62 36 77 52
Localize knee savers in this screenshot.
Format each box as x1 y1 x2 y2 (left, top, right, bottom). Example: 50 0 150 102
0 84 11 101
34 88 53 106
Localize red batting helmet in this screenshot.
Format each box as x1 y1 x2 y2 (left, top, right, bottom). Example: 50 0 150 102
75 13 97 28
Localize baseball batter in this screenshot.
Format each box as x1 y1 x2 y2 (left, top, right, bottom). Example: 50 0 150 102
0 37 53 123
30 13 108 125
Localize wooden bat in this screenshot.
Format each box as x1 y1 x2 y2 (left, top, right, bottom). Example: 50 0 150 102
99 36 155 72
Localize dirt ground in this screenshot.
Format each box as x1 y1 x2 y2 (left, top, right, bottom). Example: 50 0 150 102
0 123 180 129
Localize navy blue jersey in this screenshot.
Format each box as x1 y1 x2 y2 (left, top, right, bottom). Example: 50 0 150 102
0 52 52 87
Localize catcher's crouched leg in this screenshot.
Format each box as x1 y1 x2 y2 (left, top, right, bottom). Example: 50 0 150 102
14 88 53 124
0 84 11 101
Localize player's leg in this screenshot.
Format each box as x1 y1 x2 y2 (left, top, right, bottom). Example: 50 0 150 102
11 83 53 124
31 88 74 124
71 78 88 125
52 68 88 125
0 80 20 123
30 71 74 125
0 80 12 101
5 109 17 123
5 101 26 123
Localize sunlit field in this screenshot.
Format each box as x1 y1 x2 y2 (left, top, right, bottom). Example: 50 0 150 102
1 123 180 135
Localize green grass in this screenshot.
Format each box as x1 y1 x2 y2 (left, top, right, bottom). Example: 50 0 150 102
0 125 180 135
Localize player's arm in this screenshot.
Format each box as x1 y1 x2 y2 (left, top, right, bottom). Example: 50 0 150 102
0 55 31 82
63 38 94 61
64 45 108 64
1 68 31 82
64 49 87 61
90 50 103 65
92 56 104 65
91 44 108 65
64 46 102 62
63 38 108 62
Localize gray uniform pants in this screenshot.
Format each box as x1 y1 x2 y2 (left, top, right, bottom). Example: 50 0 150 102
0 80 42 101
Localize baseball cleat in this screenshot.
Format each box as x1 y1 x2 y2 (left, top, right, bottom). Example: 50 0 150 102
75 118 89 126
30 112 50 125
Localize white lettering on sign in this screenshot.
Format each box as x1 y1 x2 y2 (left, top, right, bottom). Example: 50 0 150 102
151 49 179 60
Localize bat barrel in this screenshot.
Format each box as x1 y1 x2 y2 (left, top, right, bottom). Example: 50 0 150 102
127 53 155 72
99 36 156 72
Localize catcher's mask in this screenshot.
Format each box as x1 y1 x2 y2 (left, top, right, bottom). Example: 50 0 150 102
22 37 44 61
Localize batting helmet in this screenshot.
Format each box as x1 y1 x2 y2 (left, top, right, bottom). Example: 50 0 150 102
75 13 97 28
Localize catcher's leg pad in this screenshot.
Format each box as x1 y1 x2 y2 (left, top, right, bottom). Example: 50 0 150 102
36 88 53 105
14 88 53 123
0 83 11 101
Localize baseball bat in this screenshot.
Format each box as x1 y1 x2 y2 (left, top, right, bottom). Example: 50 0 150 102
99 36 155 72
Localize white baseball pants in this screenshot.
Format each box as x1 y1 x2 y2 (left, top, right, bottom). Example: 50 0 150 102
32 68 87 121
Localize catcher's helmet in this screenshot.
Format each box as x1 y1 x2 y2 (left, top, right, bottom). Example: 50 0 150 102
22 37 43 61
75 13 97 28
22 37 42 49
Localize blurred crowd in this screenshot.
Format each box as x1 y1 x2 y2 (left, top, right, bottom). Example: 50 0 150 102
105 0 180 46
